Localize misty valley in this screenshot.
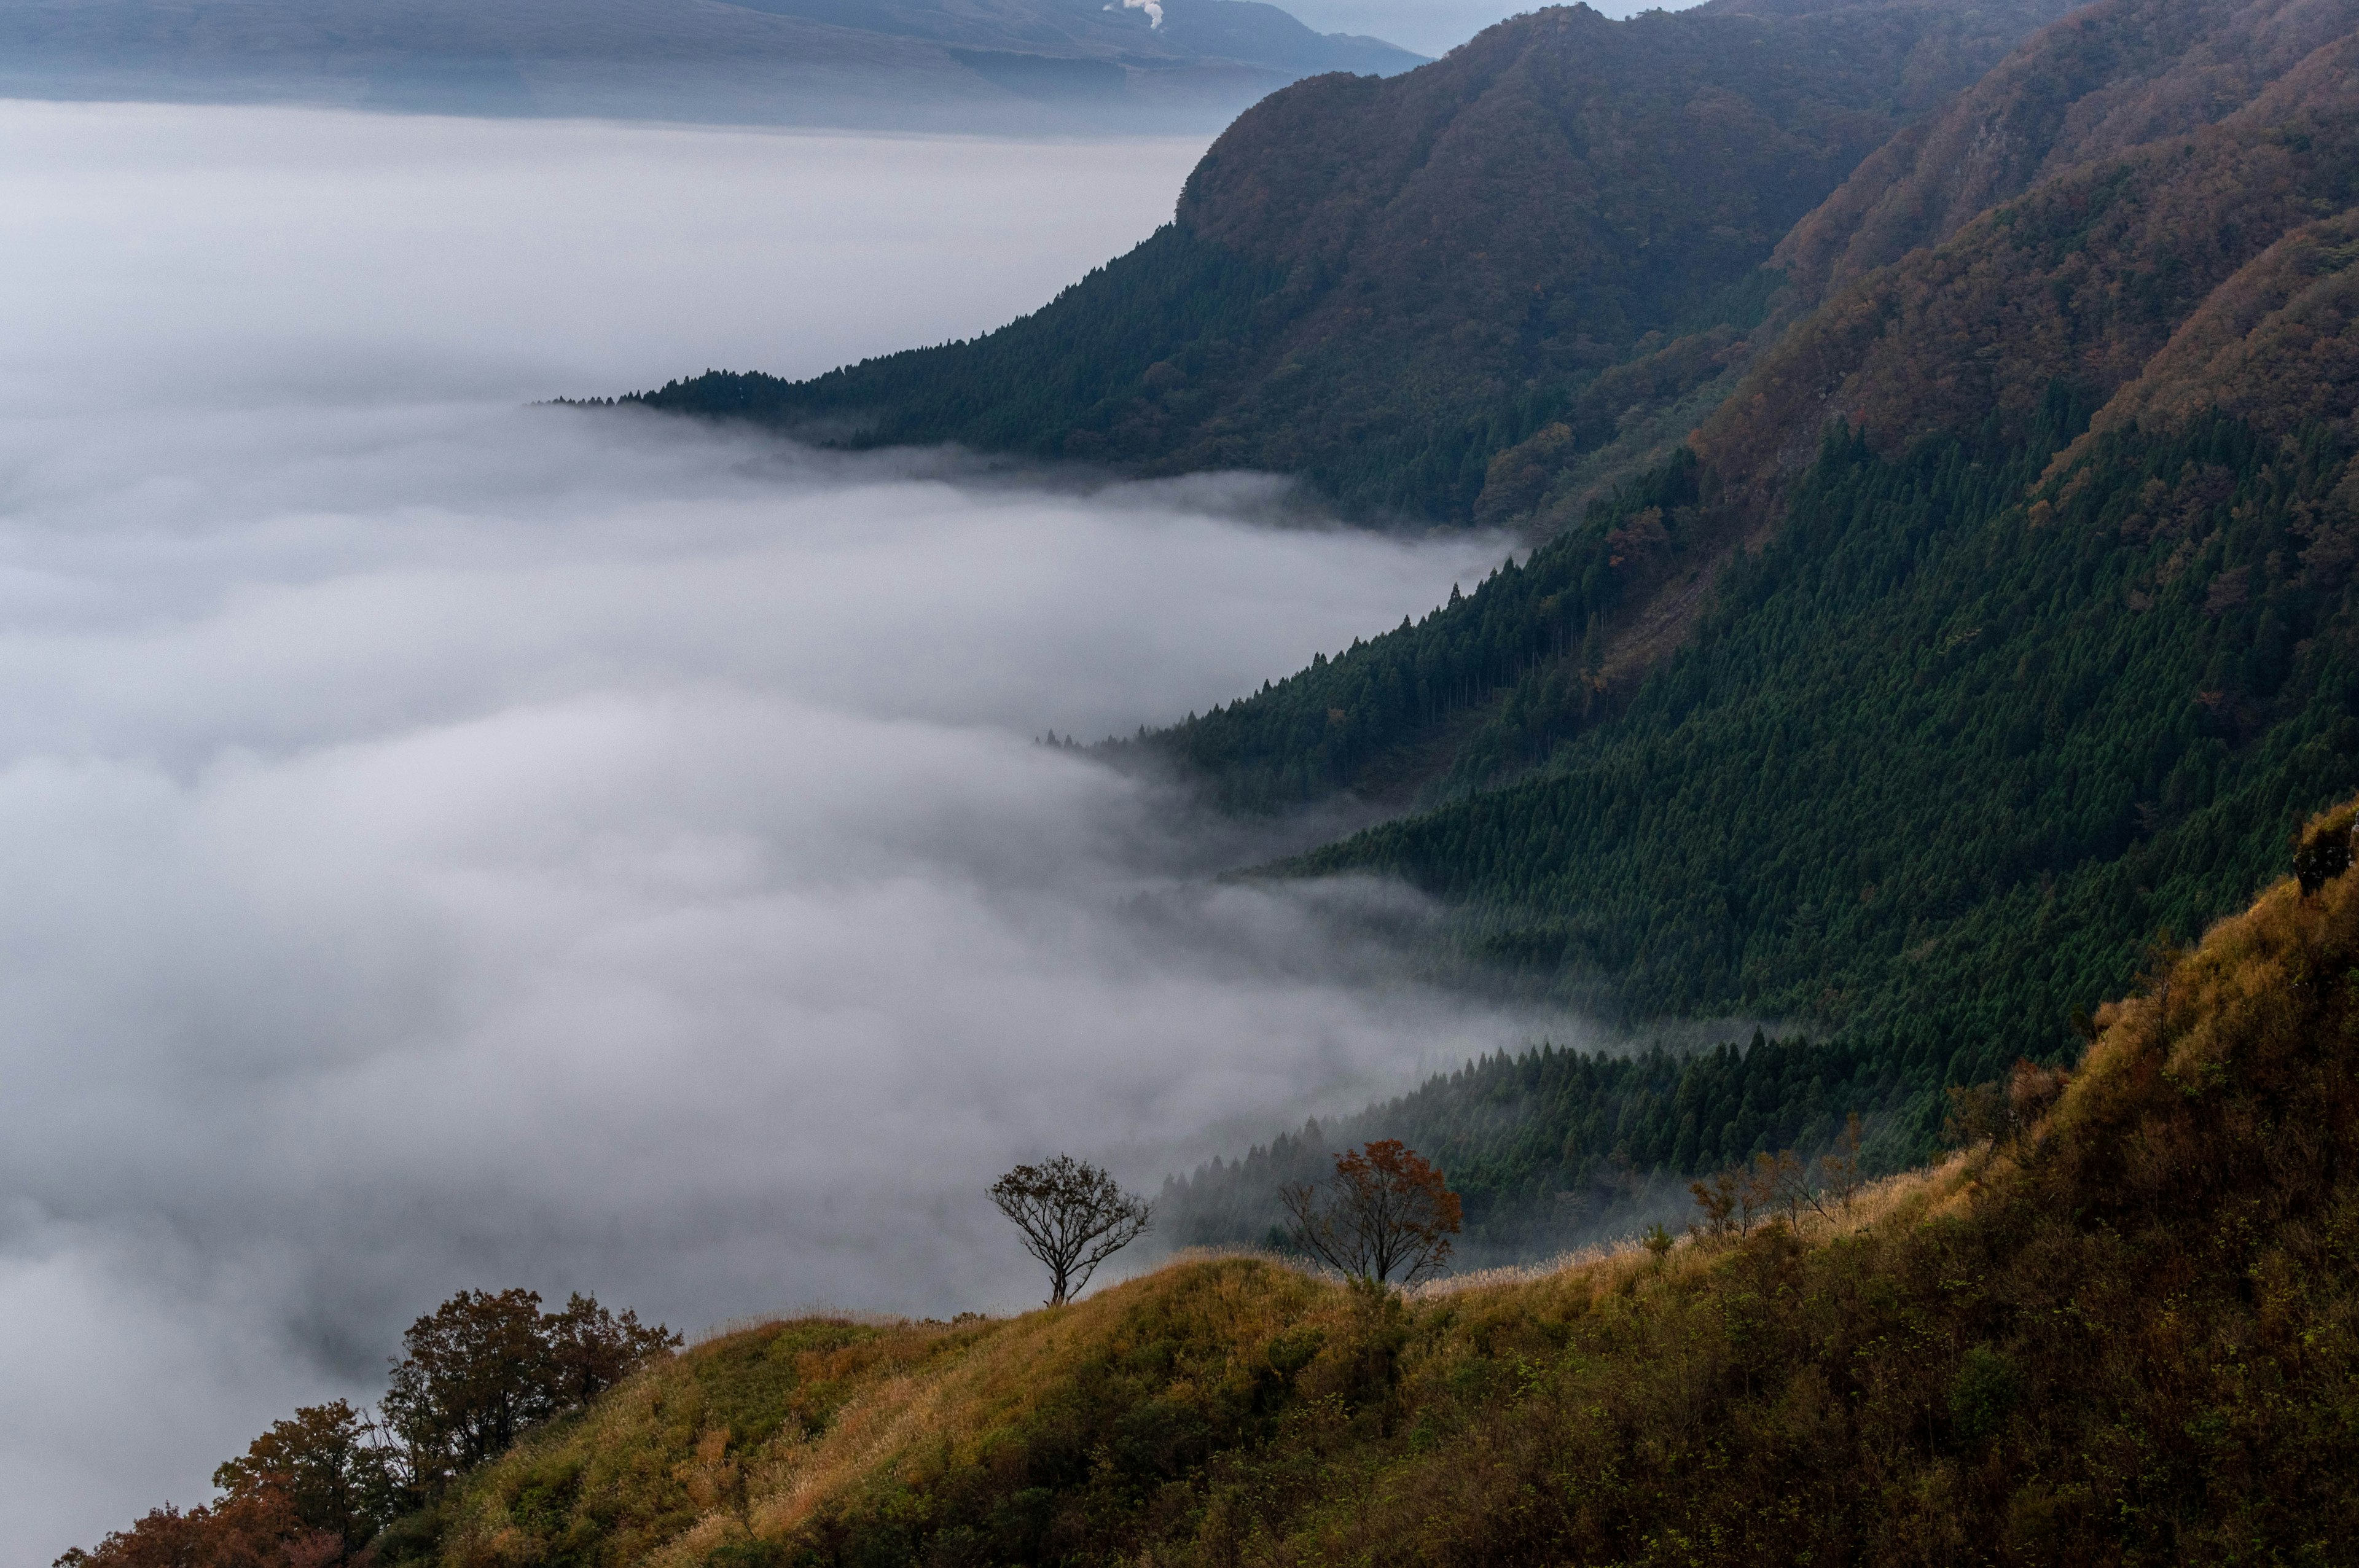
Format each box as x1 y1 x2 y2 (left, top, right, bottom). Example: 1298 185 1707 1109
17 0 2359 1558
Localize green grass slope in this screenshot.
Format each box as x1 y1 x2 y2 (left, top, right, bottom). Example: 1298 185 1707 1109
415 816 2359 1566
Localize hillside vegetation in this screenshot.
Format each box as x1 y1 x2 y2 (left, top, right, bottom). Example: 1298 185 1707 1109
1079 0 2359 1210
628 0 2072 519
1159 1031 1909 1263
402 820 2359 1566
606 0 2359 1249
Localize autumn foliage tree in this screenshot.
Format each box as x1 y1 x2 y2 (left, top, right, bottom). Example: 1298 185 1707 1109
55 1402 397 1568
55 1289 677 1568
211 1400 401 1556
1281 1139 1463 1284
382 1288 678 1486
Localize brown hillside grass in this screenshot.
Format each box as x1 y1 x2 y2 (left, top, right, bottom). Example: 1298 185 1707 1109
437 805 2359 1565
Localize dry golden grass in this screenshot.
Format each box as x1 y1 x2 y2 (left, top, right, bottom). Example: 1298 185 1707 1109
433 809 2359 1566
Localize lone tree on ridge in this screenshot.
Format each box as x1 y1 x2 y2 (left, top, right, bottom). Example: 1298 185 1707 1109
1281 1138 1462 1284
990 1154 1154 1306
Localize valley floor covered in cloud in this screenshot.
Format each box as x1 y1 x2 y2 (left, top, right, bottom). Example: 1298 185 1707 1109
0 101 1561 1559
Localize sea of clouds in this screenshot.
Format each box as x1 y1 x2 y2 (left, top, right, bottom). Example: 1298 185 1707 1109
0 101 1564 1558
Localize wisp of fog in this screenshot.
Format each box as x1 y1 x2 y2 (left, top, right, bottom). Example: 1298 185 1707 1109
0 100 1557 1559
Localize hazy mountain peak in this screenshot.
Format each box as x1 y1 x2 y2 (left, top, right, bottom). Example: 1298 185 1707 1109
0 0 1426 129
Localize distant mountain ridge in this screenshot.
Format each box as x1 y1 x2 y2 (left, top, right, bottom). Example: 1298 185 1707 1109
634 0 2081 513
0 0 1423 129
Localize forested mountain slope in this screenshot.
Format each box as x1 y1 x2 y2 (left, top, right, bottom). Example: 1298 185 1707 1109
1773 0 2359 312
1695 27 2359 494
369 835 2359 1565
628 0 2073 518
621 0 2359 1258
1092 0 2359 1241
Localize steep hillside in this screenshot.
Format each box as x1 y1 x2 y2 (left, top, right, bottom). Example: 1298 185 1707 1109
628 0 2073 518
1113 0 2359 1116
1694 29 2359 498
393 823 2359 1566
1773 0 2359 313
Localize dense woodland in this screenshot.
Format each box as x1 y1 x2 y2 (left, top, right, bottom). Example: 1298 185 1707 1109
643 0 2359 1272
1165 397 2359 1249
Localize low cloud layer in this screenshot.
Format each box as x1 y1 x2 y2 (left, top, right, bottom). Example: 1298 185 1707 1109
0 103 1562 1559
0 99 1213 408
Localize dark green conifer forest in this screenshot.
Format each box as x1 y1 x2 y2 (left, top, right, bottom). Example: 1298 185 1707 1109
1163 395 2359 1242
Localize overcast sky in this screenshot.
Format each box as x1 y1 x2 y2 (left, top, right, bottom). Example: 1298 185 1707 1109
0 100 1578 1561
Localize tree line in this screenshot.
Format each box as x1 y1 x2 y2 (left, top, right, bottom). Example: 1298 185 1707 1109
1161 1029 1914 1263
1153 402 2359 1250
1285 400 2359 1124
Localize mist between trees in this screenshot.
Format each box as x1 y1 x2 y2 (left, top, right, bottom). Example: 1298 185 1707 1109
1160 1026 1917 1266
51 1048 2151 1568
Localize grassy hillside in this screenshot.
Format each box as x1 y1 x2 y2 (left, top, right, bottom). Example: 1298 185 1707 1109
627 0 2071 520
404 818 2359 1566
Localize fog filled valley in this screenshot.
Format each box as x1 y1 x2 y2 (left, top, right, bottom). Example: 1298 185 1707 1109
29 0 2359 1555
0 101 1557 1561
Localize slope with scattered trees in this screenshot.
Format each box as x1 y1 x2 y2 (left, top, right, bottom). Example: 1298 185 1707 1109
275 816 2359 1565
1159 1030 1916 1263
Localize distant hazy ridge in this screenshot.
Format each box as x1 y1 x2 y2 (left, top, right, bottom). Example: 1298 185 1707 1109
0 0 1424 129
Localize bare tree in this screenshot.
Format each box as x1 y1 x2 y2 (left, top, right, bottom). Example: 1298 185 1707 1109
1280 1139 1463 1285
1758 1147 1813 1230
1689 1168 1739 1241
1812 1112 1866 1219
989 1155 1153 1306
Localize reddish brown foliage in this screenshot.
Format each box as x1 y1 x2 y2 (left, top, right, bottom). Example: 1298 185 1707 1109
52 1495 336 1568
1283 1139 1463 1282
